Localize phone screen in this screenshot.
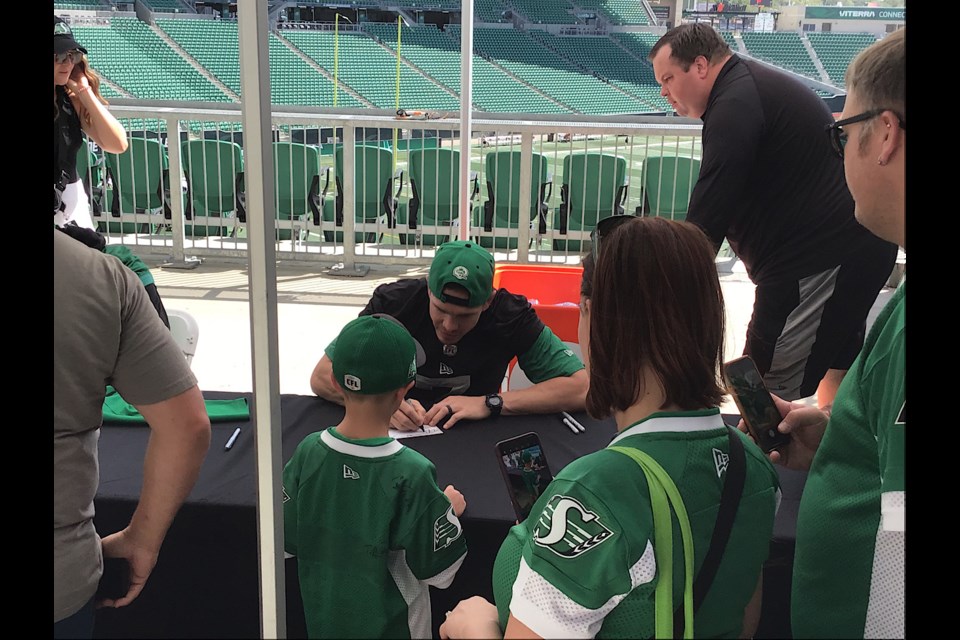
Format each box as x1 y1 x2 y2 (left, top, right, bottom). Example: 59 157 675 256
724 356 791 454
495 433 554 522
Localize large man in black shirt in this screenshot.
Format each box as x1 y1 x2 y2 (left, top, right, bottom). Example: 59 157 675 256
648 24 897 407
310 240 588 430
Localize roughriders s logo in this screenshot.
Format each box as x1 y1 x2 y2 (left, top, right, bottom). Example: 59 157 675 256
533 495 614 558
433 506 463 551
452 266 469 280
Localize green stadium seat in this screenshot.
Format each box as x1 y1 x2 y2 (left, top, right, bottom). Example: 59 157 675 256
181 139 242 237
397 148 478 247
639 156 701 221
321 145 401 244
552 152 628 251
103 136 171 234
274 142 322 243
471 150 551 251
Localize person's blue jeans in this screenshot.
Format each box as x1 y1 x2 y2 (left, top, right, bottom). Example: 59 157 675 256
54 597 95 639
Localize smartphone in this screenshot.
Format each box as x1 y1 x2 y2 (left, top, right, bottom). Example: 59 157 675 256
723 356 791 454
495 432 554 522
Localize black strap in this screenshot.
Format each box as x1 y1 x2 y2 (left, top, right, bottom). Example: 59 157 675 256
673 426 746 637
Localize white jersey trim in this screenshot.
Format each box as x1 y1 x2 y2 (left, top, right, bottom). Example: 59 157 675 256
510 543 656 638
881 491 905 532
424 551 467 588
387 549 433 640
610 411 726 446
320 428 403 458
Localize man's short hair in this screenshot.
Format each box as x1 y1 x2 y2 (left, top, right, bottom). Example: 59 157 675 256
845 29 905 119
648 23 731 70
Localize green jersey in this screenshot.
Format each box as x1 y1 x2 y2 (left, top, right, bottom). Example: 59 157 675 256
792 281 905 638
283 427 467 639
492 409 780 638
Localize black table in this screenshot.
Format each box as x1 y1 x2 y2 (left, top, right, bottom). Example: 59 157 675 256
92 393 803 639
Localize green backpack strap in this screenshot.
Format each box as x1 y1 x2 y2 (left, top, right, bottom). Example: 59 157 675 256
609 446 695 639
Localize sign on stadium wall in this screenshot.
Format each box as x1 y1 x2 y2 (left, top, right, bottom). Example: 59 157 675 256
804 6 904 21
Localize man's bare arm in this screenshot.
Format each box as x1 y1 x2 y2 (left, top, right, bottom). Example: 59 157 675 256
98 385 211 608
309 354 345 404
502 369 588 416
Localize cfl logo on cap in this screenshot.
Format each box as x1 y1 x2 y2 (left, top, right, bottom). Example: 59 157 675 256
452 265 469 280
344 374 361 391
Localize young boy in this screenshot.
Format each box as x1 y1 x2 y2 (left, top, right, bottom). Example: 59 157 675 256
283 315 468 638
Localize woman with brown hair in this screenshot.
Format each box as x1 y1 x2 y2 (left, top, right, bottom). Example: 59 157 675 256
54 15 128 229
441 216 780 639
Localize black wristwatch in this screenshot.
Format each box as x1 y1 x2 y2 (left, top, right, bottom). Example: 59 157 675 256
485 393 503 418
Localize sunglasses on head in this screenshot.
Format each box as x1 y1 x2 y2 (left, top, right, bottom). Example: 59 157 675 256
55 49 84 65
590 214 638 261
825 108 906 159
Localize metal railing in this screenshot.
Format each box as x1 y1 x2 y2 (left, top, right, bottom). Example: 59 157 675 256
80 99 703 269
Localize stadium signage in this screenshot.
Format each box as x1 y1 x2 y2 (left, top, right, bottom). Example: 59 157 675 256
804 6 904 21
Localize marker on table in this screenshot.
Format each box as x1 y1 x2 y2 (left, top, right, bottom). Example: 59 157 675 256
224 427 241 451
562 411 586 433
561 417 579 434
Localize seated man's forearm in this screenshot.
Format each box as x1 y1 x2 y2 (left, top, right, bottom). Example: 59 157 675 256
310 356 345 404
502 369 587 415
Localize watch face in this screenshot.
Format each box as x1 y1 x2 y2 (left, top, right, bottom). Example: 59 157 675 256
487 395 502 408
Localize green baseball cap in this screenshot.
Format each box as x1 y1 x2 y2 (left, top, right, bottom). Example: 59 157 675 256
331 315 418 395
428 240 495 308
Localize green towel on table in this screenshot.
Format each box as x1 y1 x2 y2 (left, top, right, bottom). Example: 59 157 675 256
102 386 250 424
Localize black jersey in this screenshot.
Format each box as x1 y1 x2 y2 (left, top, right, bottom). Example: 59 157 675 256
688 55 897 284
361 278 546 407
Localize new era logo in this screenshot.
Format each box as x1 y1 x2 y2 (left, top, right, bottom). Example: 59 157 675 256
713 448 729 478
440 363 454 375
343 465 360 480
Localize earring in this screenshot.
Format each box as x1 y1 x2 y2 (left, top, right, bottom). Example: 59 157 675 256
878 157 886 166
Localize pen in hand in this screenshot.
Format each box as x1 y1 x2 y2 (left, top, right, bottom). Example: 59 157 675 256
405 399 425 432
224 427 241 451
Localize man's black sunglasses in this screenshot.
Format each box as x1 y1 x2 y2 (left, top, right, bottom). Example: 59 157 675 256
826 108 906 159
590 214 638 261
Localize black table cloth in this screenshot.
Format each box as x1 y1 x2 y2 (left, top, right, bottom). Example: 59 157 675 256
91 392 803 639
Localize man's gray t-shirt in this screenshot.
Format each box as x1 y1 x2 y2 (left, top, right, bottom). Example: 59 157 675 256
53 230 197 622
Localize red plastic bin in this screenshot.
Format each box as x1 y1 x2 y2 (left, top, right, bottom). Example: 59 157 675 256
492 264 583 342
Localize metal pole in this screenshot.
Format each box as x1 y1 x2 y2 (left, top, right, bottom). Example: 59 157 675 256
237 1 285 637
458 0 474 240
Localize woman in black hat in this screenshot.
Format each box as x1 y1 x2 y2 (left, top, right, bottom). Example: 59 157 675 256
54 15 128 229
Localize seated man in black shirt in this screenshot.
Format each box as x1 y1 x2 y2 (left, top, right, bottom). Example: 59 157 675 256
310 241 588 430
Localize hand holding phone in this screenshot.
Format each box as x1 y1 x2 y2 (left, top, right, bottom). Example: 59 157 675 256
723 356 791 454
495 432 554 522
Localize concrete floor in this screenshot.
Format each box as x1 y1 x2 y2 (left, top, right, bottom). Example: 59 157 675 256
152 256 895 413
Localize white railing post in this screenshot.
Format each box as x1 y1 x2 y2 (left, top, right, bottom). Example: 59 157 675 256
237 1 286 638
517 132 534 263
459 0 474 240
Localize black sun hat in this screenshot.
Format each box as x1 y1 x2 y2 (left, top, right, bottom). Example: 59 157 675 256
54 16 88 56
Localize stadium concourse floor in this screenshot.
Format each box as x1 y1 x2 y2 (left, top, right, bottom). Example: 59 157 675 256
148 253 897 412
